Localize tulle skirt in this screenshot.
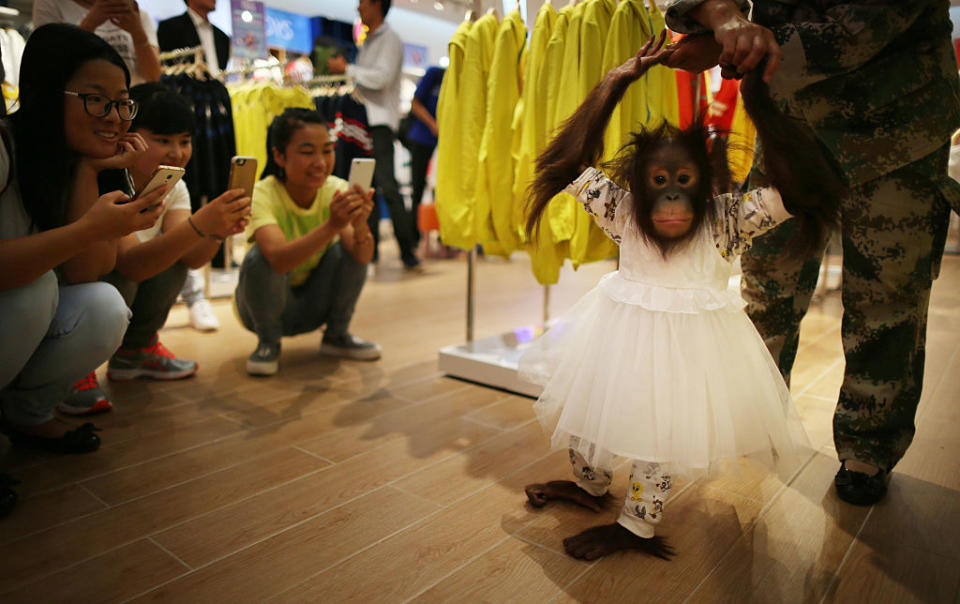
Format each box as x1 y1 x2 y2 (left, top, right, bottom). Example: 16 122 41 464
518 272 811 479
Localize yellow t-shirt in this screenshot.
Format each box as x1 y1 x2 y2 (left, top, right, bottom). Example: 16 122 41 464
246 174 350 286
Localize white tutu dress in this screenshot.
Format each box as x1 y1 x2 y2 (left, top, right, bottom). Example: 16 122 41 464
519 168 811 478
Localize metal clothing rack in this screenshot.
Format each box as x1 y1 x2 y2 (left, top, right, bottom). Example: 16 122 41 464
437 249 548 398
159 46 204 62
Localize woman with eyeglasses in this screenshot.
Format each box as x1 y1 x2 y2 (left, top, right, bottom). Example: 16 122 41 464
0 24 168 455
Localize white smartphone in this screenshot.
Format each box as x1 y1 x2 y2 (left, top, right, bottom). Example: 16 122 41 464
135 165 185 201
348 158 376 191
228 156 258 199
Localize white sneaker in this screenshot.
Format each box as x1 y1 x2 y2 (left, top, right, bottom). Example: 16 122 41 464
189 299 220 332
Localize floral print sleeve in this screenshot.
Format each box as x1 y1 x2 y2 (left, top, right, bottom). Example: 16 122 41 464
564 167 632 245
712 187 792 260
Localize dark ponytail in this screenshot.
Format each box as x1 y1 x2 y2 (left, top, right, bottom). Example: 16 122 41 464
261 107 330 181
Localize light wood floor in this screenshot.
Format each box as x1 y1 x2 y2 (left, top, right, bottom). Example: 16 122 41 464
1 244 958 603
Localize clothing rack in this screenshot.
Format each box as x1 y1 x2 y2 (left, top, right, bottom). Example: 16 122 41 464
437 250 548 398
305 74 355 97
159 46 204 63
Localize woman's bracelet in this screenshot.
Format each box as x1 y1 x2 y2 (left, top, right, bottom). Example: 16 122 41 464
187 216 206 238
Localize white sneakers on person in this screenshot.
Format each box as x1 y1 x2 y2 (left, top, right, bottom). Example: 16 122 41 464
189 299 220 332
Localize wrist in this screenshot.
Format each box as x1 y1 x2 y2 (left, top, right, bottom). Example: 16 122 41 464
187 216 207 239
72 214 106 244
693 0 743 31
78 16 100 32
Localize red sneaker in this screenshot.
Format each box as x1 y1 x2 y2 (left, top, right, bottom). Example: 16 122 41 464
107 335 198 381
58 372 113 415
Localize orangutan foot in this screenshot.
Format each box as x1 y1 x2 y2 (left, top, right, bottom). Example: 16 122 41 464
562 523 675 561
525 480 609 512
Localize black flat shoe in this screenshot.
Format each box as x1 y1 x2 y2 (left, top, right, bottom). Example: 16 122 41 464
834 461 888 506
0 474 19 518
2 422 101 454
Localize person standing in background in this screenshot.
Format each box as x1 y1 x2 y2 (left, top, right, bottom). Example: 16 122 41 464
33 0 162 84
158 0 232 331
157 0 230 77
406 66 444 249
328 0 422 271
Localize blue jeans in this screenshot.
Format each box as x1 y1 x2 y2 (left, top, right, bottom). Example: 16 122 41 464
235 243 367 343
0 271 130 425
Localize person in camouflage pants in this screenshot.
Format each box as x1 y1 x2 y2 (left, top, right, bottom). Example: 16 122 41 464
664 0 960 504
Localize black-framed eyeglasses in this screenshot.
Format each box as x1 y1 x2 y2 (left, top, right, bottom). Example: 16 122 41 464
64 90 139 121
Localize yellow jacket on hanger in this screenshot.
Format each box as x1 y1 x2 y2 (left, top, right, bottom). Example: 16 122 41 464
526 4 573 285
476 10 526 256
601 0 653 165
512 1 557 246
568 0 620 268
435 19 471 250
645 2 680 129
546 1 586 250
445 12 498 251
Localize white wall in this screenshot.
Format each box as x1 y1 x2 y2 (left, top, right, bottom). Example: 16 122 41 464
138 0 458 67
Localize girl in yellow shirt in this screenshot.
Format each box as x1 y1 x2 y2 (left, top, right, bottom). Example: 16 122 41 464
236 109 379 375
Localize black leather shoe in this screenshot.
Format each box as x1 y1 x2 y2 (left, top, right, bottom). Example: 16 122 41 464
0 474 19 518
2 422 101 454
834 461 888 506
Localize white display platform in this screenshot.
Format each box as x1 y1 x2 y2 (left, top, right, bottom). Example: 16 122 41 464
438 328 544 399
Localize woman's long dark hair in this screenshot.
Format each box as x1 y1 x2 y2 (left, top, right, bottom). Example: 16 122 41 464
9 24 130 232
261 108 330 181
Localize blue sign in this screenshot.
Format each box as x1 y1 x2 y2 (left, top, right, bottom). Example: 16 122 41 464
265 7 313 54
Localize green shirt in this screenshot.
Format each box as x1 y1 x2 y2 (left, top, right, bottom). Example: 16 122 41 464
247 174 350 286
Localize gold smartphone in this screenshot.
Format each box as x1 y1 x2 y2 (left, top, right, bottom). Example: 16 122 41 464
228 156 258 199
135 165 185 200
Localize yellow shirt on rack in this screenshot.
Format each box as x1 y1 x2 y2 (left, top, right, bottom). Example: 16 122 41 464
230 84 314 181
568 0 620 268
475 10 526 256
436 19 472 251
525 4 573 285
546 1 586 249
512 1 557 244
445 12 499 251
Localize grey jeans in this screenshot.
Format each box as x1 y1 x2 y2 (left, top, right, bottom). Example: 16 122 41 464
102 262 188 350
0 271 129 425
235 242 367 343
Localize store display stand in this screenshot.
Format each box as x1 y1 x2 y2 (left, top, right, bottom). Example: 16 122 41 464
438 248 545 398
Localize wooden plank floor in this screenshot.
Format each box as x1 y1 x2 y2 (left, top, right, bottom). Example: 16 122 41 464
1 245 958 603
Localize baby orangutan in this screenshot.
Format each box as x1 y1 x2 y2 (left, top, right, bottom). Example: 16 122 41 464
522 31 841 561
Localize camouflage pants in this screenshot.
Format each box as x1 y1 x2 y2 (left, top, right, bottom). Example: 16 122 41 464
742 145 956 473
